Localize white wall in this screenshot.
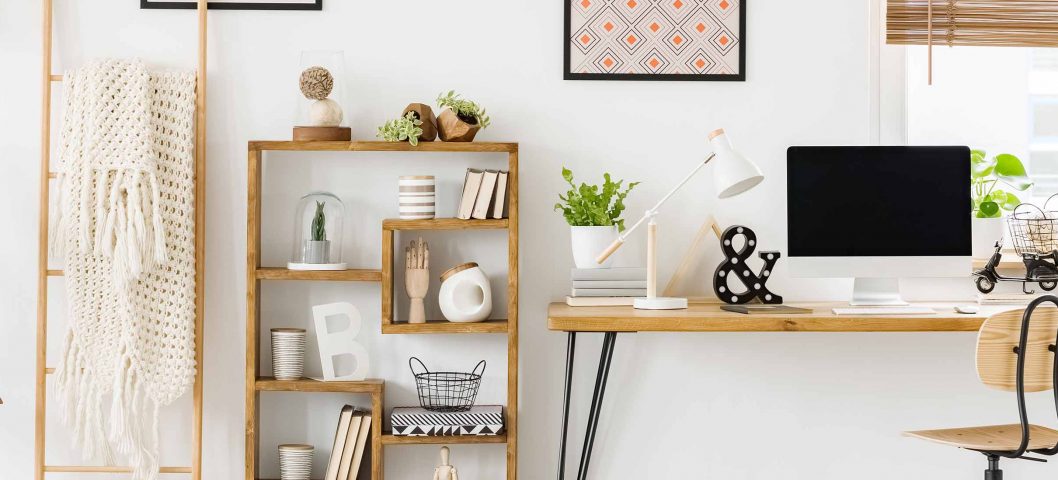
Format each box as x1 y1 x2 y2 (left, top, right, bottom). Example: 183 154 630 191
3 0 1056 478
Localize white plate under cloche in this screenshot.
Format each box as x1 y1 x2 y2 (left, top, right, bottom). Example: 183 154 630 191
287 262 348 271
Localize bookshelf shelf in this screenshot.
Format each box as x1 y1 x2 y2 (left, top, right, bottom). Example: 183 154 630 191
381 319 508 335
250 140 517 153
382 218 508 231
255 267 382 282
247 141 519 480
380 433 508 445
255 377 384 393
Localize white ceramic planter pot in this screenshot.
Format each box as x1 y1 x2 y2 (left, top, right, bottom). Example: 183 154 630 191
438 263 493 323
972 216 1005 258
571 225 618 269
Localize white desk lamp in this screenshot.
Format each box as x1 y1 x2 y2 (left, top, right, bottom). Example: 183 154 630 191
595 129 764 310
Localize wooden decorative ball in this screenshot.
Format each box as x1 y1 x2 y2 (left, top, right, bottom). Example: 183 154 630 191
299 66 334 100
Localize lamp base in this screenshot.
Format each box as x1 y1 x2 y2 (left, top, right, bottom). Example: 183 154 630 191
633 297 689 310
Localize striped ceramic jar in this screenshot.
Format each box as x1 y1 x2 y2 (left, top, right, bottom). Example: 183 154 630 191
399 176 436 220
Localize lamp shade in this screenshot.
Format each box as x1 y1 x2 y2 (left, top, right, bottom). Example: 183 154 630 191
709 129 763 198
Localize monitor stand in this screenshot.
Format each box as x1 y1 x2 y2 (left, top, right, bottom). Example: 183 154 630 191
850 278 909 306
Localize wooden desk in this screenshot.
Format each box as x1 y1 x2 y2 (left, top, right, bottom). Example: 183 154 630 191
547 301 1015 480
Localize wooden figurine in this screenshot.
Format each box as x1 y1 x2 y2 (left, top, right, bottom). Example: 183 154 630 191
405 237 430 324
432 446 459 480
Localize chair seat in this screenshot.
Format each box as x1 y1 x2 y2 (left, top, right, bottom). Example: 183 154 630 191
904 424 1058 451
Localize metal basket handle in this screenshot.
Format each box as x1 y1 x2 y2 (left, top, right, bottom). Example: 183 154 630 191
1013 202 1047 220
1045 194 1058 214
470 360 486 377
409 357 429 376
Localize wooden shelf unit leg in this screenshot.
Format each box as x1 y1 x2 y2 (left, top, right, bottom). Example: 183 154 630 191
373 386 384 480
246 147 263 480
506 148 519 480
34 3 54 480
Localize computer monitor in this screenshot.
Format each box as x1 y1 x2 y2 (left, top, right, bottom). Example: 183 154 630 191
787 146 971 305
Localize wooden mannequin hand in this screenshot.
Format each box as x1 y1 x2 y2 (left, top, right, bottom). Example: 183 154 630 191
405 238 429 324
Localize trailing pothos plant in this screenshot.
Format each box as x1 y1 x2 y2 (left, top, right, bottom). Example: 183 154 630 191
554 167 639 231
377 112 425 146
971 149 1033 218
437 90 490 128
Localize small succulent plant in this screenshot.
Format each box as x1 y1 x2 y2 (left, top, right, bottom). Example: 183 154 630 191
377 112 425 146
311 201 327 242
437 90 490 128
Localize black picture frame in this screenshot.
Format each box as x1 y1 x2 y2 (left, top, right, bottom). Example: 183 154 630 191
563 0 746 81
141 0 322 10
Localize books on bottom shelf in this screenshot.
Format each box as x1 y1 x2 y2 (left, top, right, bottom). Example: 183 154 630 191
458 169 510 220
390 405 504 436
325 405 372 480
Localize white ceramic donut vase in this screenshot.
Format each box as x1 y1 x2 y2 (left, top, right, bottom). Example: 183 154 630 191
438 263 492 323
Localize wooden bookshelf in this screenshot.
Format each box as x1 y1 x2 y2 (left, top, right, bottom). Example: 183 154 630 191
380 433 508 445
246 141 519 480
255 267 382 282
381 319 509 335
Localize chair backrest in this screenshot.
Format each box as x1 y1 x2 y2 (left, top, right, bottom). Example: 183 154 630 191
977 306 1058 392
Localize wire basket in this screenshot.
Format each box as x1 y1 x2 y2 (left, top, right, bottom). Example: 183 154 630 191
1009 196 1058 256
409 357 485 412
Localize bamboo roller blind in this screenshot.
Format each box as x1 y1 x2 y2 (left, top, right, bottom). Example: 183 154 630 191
887 1 1058 48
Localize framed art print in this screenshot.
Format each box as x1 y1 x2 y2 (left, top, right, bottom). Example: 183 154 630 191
141 0 322 10
564 0 745 81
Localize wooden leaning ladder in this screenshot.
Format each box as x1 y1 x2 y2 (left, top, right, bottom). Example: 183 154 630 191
34 1 208 478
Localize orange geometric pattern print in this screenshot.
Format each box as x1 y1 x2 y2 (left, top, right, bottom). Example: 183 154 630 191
568 0 742 78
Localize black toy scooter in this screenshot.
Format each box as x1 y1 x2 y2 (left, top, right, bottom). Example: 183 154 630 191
974 242 1058 294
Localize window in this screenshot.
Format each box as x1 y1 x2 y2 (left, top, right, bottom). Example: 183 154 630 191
905 45 1058 201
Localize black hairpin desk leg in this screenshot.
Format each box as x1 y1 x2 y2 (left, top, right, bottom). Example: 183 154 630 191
557 332 619 480
558 332 577 480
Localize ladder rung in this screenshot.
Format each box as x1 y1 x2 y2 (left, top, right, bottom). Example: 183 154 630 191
45 368 55 374
48 172 57 179
44 465 191 474
50 74 62 82
46 269 63 277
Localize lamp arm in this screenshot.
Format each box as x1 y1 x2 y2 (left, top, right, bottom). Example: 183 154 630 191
596 152 717 264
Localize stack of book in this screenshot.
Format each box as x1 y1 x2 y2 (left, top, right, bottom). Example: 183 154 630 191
566 267 647 306
976 292 1036 305
324 405 372 480
457 168 510 220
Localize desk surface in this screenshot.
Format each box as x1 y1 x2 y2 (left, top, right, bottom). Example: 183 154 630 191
547 302 1023 332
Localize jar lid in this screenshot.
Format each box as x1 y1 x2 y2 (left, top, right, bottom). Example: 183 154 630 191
278 444 314 450
440 262 478 282
399 175 434 180
271 328 306 333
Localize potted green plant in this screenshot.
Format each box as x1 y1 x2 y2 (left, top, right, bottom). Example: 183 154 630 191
377 112 425 146
435 90 490 142
971 149 1033 257
304 201 330 263
554 167 638 269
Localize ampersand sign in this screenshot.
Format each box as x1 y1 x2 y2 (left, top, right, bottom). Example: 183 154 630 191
713 225 783 304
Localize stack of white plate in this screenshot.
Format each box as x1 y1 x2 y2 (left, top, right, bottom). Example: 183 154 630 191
270 328 306 381
399 175 435 220
278 444 313 480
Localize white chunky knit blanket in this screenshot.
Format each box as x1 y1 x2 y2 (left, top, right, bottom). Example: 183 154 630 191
51 59 197 480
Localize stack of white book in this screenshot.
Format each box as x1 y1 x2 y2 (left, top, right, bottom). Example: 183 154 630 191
976 292 1037 305
457 168 510 220
324 405 372 480
566 267 647 307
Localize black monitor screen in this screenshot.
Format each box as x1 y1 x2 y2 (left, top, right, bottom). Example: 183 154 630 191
787 146 971 257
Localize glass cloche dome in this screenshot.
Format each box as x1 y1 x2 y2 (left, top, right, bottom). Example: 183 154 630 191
288 191 347 271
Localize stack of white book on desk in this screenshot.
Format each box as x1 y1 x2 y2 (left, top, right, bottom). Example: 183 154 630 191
566 267 647 307
976 292 1037 305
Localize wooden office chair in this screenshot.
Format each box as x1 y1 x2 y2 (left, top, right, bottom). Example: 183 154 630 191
904 296 1058 479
